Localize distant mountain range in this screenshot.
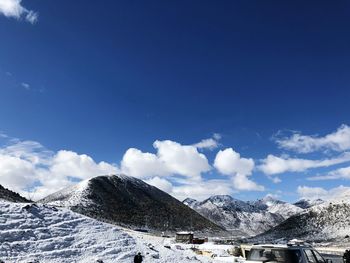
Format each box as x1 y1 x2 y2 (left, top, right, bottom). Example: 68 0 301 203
0 185 30 203
3 174 349 244
39 174 225 234
183 195 303 236
251 191 350 243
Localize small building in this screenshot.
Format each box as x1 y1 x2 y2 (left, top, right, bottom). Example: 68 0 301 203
192 237 208 244
175 232 194 243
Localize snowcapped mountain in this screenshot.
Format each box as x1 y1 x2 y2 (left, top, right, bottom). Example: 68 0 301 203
0 200 214 263
251 195 303 219
39 174 224 233
293 198 324 209
252 192 350 244
0 184 30 203
183 195 303 236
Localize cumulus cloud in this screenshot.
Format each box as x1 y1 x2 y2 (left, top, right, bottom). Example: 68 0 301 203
154 140 211 180
308 166 350 181
121 148 169 178
275 124 350 153
214 148 264 191
121 139 262 200
0 134 263 202
0 0 38 23
0 139 118 200
259 153 350 175
121 140 211 181
297 185 350 201
144 177 173 193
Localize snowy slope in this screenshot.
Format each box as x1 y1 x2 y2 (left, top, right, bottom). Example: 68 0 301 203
40 175 224 233
293 198 324 209
184 195 303 236
252 191 350 244
251 195 303 219
0 201 214 263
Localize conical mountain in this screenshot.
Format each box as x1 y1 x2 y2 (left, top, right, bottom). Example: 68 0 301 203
39 174 225 233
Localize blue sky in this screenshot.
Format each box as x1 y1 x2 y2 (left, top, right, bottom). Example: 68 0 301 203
1 0 350 202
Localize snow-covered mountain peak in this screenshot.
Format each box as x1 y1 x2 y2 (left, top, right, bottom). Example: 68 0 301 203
183 194 304 236
205 195 237 206
293 198 324 209
183 198 198 206
261 195 284 205
40 174 224 233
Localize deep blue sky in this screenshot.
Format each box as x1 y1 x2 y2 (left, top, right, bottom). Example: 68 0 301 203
1 1 350 201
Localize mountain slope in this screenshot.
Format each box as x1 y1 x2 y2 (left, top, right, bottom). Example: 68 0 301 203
0 200 213 263
184 195 302 236
251 195 303 219
293 198 324 209
40 174 224 233
252 193 350 244
0 184 30 203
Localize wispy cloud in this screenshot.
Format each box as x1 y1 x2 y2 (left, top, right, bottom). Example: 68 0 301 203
308 166 350 181
193 133 221 150
21 82 30 90
259 153 350 175
0 0 38 24
274 124 350 153
297 185 350 201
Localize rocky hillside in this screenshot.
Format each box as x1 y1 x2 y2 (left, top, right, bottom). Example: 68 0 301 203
183 195 302 236
39 174 225 234
0 184 30 203
252 193 350 244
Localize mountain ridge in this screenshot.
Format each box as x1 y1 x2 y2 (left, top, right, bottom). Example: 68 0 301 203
0 185 30 203
183 194 303 236
39 174 226 234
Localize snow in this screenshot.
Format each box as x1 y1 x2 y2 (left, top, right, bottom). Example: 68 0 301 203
40 179 92 208
0 201 220 263
184 195 303 236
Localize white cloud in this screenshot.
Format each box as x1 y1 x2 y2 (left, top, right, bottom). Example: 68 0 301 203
0 154 37 193
308 166 350 181
154 140 211 180
275 124 350 153
214 148 254 175
122 139 264 200
171 179 234 201
0 139 118 200
193 134 221 150
0 135 263 202
297 185 350 201
145 176 234 201
0 0 38 23
259 153 350 175
214 148 264 191
122 139 211 181
121 148 169 178
21 82 30 90
144 177 173 193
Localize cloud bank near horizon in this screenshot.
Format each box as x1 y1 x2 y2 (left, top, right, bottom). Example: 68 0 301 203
1 124 350 202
